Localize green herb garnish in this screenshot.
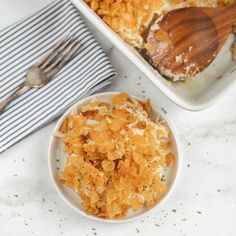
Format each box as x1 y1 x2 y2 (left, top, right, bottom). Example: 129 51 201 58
161 107 167 114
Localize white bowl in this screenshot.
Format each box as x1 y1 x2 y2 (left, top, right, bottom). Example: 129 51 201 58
48 92 181 222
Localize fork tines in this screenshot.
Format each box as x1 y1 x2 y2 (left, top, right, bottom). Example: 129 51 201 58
36 33 80 77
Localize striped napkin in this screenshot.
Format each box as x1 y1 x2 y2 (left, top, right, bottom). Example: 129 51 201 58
0 0 116 154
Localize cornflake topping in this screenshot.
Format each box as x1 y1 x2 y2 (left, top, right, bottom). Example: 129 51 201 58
85 0 235 49
59 93 174 219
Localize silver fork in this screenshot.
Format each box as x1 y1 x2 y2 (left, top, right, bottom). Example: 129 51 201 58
0 34 80 113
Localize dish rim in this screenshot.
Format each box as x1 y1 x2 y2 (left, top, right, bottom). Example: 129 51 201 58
48 91 182 223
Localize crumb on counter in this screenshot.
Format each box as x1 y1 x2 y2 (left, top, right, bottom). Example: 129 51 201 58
232 42 236 61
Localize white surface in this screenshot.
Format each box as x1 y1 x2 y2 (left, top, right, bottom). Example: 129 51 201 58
0 1 236 236
48 92 180 223
71 0 236 111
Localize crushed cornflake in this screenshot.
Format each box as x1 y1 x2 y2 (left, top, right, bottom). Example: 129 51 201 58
59 93 174 219
85 0 236 49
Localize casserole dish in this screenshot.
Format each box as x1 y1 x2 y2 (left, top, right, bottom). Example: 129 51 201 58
71 0 236 111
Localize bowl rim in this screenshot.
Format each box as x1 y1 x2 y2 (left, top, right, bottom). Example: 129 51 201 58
48 91 182 223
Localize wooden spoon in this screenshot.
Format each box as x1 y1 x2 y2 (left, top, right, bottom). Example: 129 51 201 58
145 5 236 82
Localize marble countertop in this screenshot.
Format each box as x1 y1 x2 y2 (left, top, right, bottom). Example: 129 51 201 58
0 1 236 236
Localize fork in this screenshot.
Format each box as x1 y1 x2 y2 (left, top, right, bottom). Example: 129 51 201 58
0 34 80 113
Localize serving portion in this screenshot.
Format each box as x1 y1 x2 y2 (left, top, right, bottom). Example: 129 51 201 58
85 0 236 81
49 92 180 221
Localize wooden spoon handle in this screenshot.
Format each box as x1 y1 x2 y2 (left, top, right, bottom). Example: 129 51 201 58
203 4 236 29
223 4 236 26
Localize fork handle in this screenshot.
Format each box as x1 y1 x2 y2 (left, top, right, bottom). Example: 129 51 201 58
0 84 29 113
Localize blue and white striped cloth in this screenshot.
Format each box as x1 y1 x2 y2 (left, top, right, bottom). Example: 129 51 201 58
0 0 116 154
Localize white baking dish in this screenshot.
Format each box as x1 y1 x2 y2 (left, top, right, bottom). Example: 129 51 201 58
71 0 236 111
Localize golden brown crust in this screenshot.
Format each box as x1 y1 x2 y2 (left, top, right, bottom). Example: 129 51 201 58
86 0 236 48
60 93 174 219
